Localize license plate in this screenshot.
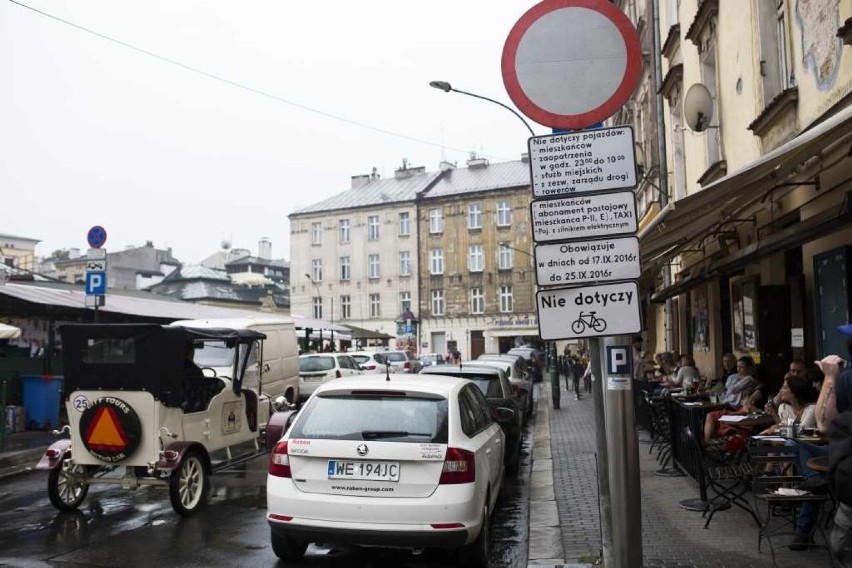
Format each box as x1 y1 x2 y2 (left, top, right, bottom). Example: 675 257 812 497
327 460 400 482
301 375 322 382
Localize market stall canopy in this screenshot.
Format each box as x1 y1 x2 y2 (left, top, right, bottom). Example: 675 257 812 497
0 323 21 339
290 314 352 342
344 324 394 340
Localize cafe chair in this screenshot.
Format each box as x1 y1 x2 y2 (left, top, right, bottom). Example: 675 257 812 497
747 442 833 567
684 427 757 529
645 392 678 476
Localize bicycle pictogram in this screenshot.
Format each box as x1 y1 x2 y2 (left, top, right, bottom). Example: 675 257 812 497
571 311 607 334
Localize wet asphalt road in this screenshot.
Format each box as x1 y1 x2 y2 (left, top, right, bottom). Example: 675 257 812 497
0 427 531 568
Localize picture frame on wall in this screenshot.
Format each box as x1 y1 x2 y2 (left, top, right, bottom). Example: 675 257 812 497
731 276 759 352
690 285 710 352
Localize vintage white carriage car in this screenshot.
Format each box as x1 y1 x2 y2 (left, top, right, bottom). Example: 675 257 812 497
36 323 296 516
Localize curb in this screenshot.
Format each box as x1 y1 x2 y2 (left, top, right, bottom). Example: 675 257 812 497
0 447 45 480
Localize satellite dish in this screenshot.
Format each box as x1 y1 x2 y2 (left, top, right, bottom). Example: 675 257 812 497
683 83 714 132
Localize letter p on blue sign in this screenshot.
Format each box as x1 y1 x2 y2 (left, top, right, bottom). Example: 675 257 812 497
606 346 631 376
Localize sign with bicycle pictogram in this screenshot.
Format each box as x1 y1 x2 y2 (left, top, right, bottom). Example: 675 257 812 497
535 281 642 340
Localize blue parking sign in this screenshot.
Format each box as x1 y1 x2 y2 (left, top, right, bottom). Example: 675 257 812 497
85 271 107 296
605 346 631 376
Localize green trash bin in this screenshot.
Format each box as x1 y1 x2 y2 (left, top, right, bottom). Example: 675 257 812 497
21 374 63 430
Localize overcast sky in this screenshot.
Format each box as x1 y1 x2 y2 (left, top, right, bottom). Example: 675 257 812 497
1 0 542 265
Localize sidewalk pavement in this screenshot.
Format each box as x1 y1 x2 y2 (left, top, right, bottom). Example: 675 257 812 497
0 430 57 480
527 378 834 568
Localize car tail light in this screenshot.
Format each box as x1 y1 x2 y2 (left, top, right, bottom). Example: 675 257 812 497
439 447 475 484
335 369 342 378
403 361 411 371
269 440 291 478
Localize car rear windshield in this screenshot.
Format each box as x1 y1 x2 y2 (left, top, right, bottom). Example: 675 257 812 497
289 395 449 443
383 352 407 363
299 356 335 372
351 355 370 364
467 378 504 398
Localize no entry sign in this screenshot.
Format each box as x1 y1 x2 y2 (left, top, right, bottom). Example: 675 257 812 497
502 0 641 129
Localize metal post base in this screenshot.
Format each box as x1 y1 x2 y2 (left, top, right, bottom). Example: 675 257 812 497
655 467 685 477
678 497 732 512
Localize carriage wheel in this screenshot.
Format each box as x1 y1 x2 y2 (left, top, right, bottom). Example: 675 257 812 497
48 459 89 512
169 450 209 516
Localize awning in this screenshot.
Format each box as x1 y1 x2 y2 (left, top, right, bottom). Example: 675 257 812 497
640 103 852 272
651 189 852 303
0 323 21 339
344 324 394 340
290 315 352 342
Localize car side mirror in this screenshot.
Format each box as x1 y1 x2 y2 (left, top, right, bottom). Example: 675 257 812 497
492 407 515 423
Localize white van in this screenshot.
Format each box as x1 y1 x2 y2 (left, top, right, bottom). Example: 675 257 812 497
170 317 300 403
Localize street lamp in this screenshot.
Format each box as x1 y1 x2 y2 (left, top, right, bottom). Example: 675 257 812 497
428 81 536 137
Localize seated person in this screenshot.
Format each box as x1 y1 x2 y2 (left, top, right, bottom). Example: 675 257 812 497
760 373 817 435
182 341 208 413
703 356 761 440
707 352 736 394
661 354 700 390
765 359 809 410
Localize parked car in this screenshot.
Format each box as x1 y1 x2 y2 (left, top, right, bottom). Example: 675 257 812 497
507 347 545 382
376 350 423 374
419 353 446 367
297 353 362 401
475 355 533 419
267 374 507 567
348 350 390 374
420 364 523 474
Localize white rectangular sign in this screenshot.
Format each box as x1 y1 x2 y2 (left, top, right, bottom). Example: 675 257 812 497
87 248 107 260
530 191 637 243
86 260 106 271
534 237 640 286
528 126 636 198
536 281 642 340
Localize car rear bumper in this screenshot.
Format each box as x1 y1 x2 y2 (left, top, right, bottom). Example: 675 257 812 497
268 518 469 549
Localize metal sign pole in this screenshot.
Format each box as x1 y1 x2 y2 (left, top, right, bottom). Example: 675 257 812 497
601 336 642 567
589 337 613 567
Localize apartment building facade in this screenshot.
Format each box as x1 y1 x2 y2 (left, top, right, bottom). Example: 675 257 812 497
616 0 852 389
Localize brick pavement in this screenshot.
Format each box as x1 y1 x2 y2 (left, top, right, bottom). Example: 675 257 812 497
537 378 834 568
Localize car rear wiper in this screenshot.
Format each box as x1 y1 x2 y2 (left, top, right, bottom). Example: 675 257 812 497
361 430 431 439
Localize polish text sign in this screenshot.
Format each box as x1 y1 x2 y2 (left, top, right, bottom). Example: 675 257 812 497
536 281 642 340
528 126 636 198
534 236 639 286
530 191 637 243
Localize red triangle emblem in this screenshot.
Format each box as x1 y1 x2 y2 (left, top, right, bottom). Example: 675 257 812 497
85 406 128 452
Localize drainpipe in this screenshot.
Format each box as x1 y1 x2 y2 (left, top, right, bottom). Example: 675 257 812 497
653 0 674 352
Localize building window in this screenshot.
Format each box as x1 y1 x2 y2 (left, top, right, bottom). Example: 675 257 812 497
499 286 514 313
340 295 351 319
368 215 380 241
399 212 411 236
339 256 351 281
496 201 512 226
400 291 411 314
468 203 482 229
368 254 380 279
470 287 484 314
370 293 381 318
339 219 350 243
399 251 411 276
468 245 484 272
430 249 444 275
429 208 443 234
311 259 323 281
776 1 791 89
432 290 445 316
312 296 323 319
311 222 322 245
498 244 513 270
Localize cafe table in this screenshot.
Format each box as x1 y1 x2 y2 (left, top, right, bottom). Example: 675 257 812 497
664 395 727 511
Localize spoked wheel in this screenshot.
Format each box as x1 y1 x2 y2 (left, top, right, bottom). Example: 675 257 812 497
169 450 209 516
48 459 89 512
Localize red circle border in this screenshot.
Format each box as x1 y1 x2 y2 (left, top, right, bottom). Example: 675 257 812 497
501 0 642 130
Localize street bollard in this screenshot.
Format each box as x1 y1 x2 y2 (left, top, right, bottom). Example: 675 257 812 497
548 342 560 409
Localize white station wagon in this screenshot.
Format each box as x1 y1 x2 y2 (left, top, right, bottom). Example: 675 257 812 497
266 374 509 567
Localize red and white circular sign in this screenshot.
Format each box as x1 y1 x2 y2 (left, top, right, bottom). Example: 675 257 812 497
501 0 641 130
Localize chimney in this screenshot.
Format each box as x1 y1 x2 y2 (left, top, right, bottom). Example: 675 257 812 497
521 153 530 163
351 174 371 189
70 248 81 258
439 160 456 171
395 158 426 179
466 152 488 168
258 237 272 260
